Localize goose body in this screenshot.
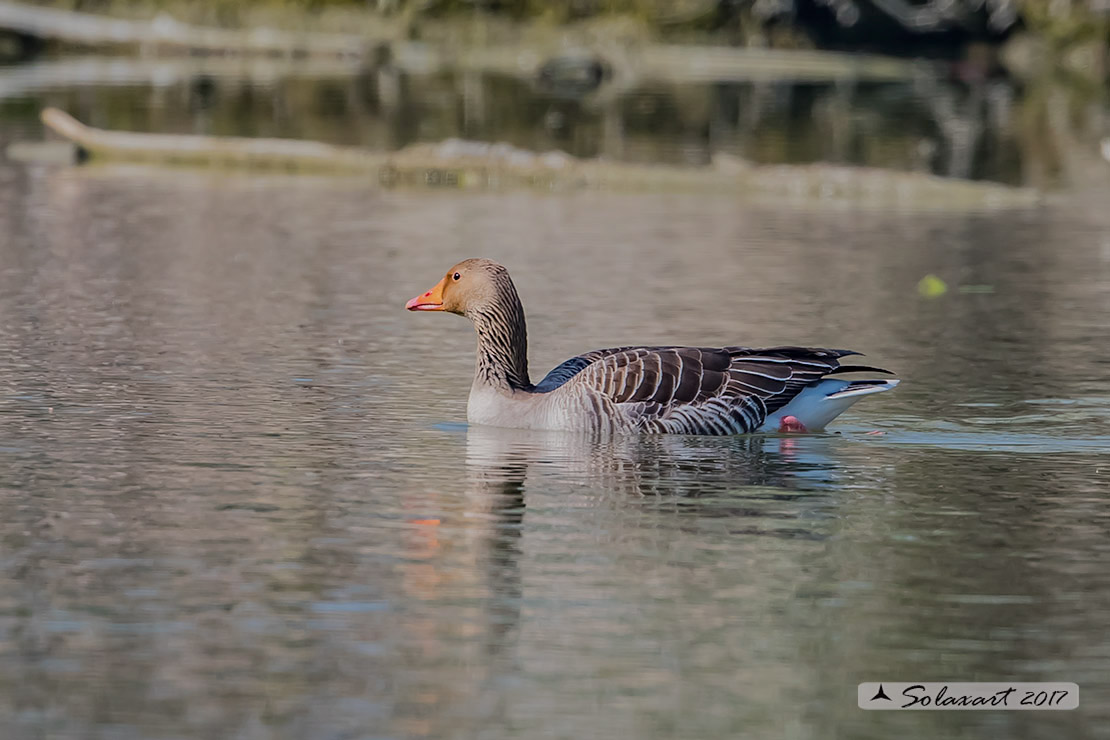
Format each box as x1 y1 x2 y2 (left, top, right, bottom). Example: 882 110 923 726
407 259 898 435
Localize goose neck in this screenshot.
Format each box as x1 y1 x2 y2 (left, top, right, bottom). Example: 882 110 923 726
469 287 531 391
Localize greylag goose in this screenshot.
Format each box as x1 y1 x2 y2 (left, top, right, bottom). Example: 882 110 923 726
406 259 898 435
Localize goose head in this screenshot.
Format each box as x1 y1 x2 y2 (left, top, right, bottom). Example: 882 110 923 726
405 258 511 316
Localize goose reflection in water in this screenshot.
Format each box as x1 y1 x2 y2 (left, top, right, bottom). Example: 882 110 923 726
390 428 862 733
411 427 846 644
461 424 853 551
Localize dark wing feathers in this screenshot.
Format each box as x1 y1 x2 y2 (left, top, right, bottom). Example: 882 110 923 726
543 344 885 434
826 364 896 376
532 348 631 393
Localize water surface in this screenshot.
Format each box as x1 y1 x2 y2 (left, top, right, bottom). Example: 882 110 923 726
1 163 1109 739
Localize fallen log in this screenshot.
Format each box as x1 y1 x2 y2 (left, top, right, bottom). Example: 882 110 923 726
38 107 1041 209
0 55 358 103
0 0 919 86
0 1 372 59
41 107 384 173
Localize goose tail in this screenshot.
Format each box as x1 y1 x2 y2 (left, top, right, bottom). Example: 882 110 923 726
759 378 900 432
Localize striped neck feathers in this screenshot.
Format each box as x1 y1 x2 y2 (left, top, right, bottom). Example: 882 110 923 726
467 274 531 391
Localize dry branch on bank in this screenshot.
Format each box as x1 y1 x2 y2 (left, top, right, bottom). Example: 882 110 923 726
0 0 920 86
37 107 1042 209
0 1 373 58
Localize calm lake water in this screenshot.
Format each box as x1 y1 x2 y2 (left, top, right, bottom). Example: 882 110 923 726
0 163 1108 740
1 57 1110 739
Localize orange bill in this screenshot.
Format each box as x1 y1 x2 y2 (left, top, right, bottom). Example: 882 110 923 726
405 276 447 311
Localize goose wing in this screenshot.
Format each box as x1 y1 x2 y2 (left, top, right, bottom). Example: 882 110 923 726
540 345 889 434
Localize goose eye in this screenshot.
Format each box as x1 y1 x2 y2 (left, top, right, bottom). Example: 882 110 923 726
452 272 461 281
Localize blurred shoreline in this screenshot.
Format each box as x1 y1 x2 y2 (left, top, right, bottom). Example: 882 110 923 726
0 0 1106 192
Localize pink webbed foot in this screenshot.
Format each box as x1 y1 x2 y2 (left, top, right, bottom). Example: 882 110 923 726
778 415 808 434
